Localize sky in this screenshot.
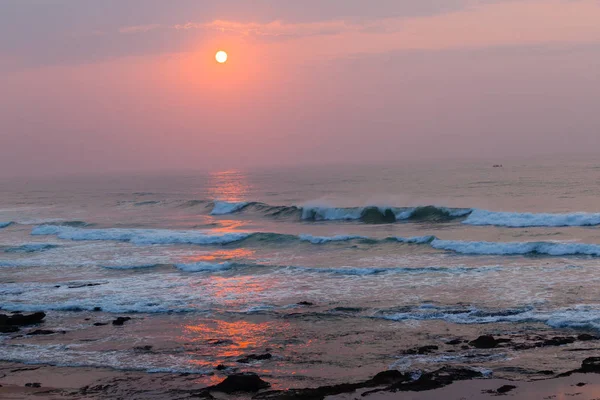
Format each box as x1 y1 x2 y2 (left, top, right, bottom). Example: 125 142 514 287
1 0 600 177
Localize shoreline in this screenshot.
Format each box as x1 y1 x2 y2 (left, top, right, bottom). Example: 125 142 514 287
2 360 600 399
4 311 600 398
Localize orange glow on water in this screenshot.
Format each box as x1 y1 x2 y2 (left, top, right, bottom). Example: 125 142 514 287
207 170 250 202
181 248 255 263
184 319 281 358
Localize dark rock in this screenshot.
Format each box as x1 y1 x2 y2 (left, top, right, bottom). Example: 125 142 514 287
192 391 215 399
542 336 576 347
297 301 314 306
112 317 131 326
446 339 462 345
578 334 598 341
209 373 270 393
0 312 46 326
68 283 102 289
469 335 499 349
581 357 600 373
28 329 55 336
215 364 227 371
576 382 587 387
92 307 102 312
228 367 481 400
206 339 233 345
134 345 153 352
496 385 517 394
93 322 108 326
0 325 20 333
237 353 272 363
390 367 482 392
371 370 406 384
25 383 41 388
84 318 90 321
537 370 555 375
403 345 439 355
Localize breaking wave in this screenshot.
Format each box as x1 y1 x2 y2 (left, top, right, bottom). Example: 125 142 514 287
32 225 251 245
30 225 600 257
207 200 600 227
210 201 251 215
430 239 600 256
463 209 600 227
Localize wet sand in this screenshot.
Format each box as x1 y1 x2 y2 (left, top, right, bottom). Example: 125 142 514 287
3 361 600 399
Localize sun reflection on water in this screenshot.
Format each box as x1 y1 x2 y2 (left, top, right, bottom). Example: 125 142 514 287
180 248 255 263
207 170 251 202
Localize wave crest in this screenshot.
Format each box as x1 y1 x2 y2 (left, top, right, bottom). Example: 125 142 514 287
464 209 600 227
32 225 251 245
210 201 251 215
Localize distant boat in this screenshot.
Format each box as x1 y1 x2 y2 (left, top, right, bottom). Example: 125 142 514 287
492 164 503 168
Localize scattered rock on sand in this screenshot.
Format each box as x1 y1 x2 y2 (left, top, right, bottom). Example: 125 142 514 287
0 312 46 326
577 333 598 341
254 367 482 399
496 384 517 394
403 345 439 355
237 353 272 363
1 312 46 333
68 283 103 289
542 336 576 346
469 335 510 349
25 383 41 388
446 339 462 345
134 345 153 352
207 373 271 393
93 322 108 326
206 339 233 345
580 357 600 373
112 317 131 326
297 301 314 306
28 329 56 336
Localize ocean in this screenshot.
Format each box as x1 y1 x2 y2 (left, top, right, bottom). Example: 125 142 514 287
3 157 600 388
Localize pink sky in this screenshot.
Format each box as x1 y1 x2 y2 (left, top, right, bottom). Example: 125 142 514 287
1 0 600 177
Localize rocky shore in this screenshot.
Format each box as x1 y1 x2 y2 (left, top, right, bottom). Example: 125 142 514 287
3 311 600 399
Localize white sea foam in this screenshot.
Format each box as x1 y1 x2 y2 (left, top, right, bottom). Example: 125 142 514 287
464 209 600 227
32 225 251 245
210 201 250 215
377 304 600 330
4 243 58 253
430 239 600 256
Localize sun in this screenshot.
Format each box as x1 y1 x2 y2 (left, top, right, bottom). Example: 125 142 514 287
215 51 228 64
